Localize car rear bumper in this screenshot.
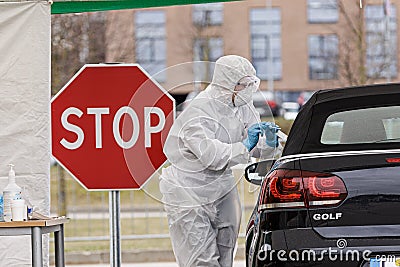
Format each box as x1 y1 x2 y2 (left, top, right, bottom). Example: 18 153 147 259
252 227 400 267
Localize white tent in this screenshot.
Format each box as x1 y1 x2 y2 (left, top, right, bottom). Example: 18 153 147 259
0 1 50 266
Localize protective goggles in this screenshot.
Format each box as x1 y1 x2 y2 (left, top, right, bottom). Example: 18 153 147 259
235 76 260 92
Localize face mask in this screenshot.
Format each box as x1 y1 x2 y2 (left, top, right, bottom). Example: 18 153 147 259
233 86 253 107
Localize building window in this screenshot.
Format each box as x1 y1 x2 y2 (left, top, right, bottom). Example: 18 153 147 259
250 8 282 80
193 37 223 81
193 3 223 26
307 0 338 23
365 4 397 79
308 35 338 80
135 10 166 82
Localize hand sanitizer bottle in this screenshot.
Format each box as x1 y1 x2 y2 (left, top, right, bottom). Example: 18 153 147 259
3 164 22 222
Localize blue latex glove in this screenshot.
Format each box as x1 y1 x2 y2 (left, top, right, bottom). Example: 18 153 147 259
261 122 280 147
242 123 263 151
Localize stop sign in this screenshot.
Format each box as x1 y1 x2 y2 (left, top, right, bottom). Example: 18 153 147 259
51 64 175 190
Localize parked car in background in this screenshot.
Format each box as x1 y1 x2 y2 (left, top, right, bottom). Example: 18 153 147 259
276 91 301 120
245 84 400 267
253 90 281 117
181 89 306 119
281 101 300 120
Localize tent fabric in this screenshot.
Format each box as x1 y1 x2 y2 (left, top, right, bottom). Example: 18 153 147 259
0 2 51 266
51 0 241 14
282 83 400 156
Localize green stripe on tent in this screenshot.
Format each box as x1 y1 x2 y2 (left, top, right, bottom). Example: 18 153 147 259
51 0 240 14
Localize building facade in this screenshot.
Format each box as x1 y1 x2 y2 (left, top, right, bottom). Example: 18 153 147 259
105 0 400 101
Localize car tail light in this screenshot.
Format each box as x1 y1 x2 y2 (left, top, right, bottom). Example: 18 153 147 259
267 100 277 109
386 158 400 163
258 169 347 211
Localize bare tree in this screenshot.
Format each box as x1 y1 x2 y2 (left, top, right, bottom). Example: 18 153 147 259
336 0 394 86
52 14 83 95
337 0 367 86
51 13 106 96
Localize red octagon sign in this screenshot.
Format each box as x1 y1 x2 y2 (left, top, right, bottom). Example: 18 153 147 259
51 64 175 190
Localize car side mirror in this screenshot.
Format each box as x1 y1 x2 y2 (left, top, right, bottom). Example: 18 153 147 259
244 159 275 186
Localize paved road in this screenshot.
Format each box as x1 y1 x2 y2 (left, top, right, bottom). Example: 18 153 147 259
61 261 245 267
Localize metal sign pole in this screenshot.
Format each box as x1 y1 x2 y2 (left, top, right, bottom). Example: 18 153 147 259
109 190 121 267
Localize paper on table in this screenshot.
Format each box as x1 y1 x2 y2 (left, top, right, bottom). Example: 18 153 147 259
30 211 52 220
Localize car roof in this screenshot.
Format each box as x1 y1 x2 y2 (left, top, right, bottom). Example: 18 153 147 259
310 83 399 105
282 83 400 156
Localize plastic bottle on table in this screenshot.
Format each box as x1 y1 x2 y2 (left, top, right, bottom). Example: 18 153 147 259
3 164 22 222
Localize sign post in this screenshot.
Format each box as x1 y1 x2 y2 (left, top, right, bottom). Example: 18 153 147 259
109 191 121 266
51 64 175 266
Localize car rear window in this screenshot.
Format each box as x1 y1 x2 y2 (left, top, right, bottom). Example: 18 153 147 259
321 106 400 144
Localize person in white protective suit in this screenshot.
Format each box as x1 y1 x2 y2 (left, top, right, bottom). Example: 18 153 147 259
159 55 282 267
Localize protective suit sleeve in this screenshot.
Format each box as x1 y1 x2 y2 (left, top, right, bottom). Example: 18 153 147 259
181 115 250 171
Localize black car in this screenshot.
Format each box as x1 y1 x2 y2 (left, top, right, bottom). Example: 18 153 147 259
245 84 400 267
